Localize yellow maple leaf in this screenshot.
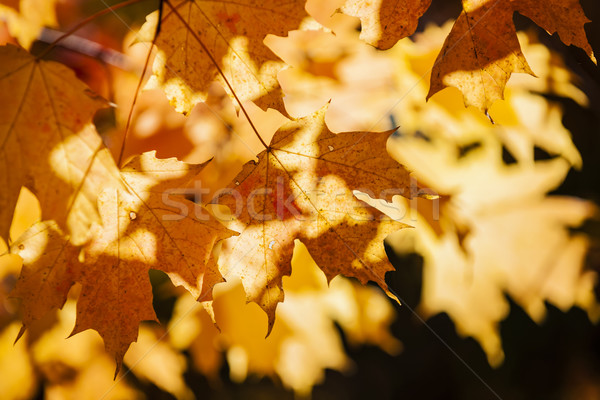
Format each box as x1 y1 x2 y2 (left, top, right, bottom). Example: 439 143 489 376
211 106 412 332
427 0 595 112
141 0 308 115
382 27 597 359
0 323 37 399
382 22 586 167
0 44 120 244
363 21 600 364
388 133 597 364
427 0 535 112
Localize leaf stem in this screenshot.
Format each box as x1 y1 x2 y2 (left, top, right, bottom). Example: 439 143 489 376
163 0 269 150
117 4 161 167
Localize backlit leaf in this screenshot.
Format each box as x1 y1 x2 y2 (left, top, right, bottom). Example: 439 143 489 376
212 106 412 332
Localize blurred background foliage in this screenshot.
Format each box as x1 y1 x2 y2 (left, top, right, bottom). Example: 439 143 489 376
1 0 599 398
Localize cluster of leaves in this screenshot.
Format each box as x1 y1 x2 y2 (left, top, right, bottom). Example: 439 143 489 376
0 0 597 389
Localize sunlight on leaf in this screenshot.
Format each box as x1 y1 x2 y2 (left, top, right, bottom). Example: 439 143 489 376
427 0 534 112
0 0 597 393
73 152 235 371
211 106 412 332
10 221 80 342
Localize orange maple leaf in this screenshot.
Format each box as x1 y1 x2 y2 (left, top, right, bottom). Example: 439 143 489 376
212 107 413 332
427 0 595 112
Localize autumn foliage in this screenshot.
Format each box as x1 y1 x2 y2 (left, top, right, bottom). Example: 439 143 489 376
0 0 599 397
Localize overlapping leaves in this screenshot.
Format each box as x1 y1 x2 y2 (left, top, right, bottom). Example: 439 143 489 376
1 46 234 369
1 0 597 376
8 151 236 370
1 27 414 368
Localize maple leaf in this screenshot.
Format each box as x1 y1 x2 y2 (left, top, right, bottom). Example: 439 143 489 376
0 44 120 244
71 152 235 371
510 0 595 63
427 0 595 112
340 0 431 50
141 0 308 115
212 107 412 332
374 21 600 364
427 0 534 112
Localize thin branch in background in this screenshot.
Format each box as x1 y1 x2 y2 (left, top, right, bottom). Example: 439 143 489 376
37 27 133 71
